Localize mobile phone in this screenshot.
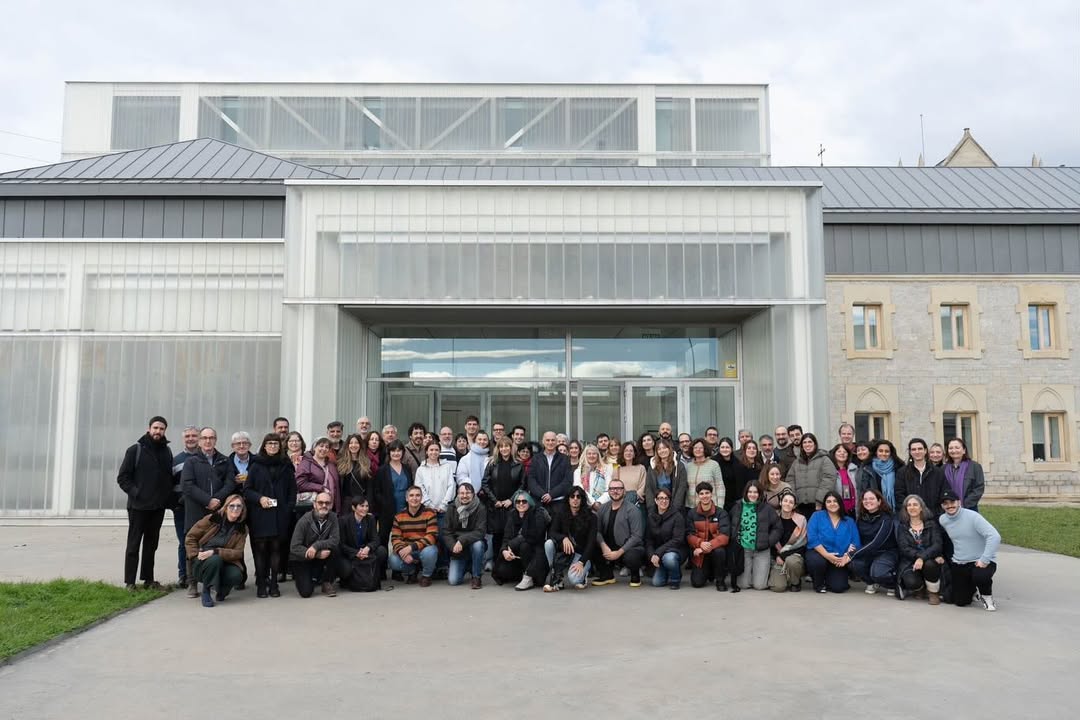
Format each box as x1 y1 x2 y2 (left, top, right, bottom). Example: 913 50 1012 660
268 499 278 507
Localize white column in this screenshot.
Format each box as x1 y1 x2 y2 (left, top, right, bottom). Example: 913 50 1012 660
178 83 200 141
52 258 85 515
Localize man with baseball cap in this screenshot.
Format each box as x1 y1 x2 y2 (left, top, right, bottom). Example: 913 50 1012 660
939 487 1001 611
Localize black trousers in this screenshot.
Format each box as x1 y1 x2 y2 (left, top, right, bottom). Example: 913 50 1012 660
951 561 996 606
124 508 166 585
899 560 942 591
592 545 645 580
689 547 727 587
291 550 340 598
494 539 549 583
251 537 285 589
806 551 851 592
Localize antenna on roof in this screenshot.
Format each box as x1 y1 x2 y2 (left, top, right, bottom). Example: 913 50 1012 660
817 144 826 167
920 114 926 165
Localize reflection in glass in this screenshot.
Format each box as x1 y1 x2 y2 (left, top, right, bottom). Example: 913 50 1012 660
373 328 566 379
571 327 736 379
631 386 678 438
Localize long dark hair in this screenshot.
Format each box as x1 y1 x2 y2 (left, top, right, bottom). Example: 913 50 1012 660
820 490 845 520
798 433 819 461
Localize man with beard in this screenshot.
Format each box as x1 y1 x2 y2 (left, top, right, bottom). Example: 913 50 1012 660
290 491 340 597
117 416 174 591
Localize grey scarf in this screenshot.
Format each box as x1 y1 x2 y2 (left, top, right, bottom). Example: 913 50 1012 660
456 494 481 527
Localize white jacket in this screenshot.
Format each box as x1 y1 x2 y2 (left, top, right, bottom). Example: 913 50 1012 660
573 465 612 507
415 461 456 513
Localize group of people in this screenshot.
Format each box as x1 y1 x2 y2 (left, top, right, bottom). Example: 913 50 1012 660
116 416 1002 611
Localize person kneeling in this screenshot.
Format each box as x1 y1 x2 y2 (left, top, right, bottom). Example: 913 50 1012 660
496 491 550 590
337 495 386 592
389 485 439 587
592 479 645 587
646 487 686 589
896 494 945 604
939 488 1000 611
544 487 597 591
444 483 487 589
686 482 730 590
729 483 782 592
290 492 340 598
185 493 248 608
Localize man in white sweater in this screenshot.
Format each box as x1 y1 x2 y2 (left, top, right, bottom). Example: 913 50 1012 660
939 488 1001 611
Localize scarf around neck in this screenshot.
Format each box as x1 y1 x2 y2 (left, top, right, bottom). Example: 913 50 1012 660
944 460 968 499
467 444 489 489
871 458 896 506
739 501 758 550
455 493 481 526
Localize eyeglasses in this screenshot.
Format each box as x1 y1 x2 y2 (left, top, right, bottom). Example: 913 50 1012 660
199 436 216 441
314 501 331 506
514 499 529 505
226 503 244 510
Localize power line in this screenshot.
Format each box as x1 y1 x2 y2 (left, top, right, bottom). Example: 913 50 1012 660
0 150 55 163
0 129 61 144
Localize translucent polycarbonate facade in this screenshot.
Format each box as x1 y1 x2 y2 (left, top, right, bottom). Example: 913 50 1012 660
0 239 284 515
286 184 819 304
65 83 770 166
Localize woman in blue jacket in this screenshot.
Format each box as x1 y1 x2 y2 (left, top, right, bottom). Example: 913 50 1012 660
849 489 899 596
806 491 861 593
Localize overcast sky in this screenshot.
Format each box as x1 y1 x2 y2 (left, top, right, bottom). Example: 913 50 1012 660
1 1 1077 172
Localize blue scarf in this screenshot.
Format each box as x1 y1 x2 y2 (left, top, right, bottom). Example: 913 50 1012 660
871 458 896 507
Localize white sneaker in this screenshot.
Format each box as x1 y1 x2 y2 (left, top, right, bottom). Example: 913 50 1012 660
886 588 896 597
981 594 997 612
515 576 534 591
865 583 879 595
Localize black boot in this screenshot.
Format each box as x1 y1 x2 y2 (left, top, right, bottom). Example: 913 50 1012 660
716 577 727 591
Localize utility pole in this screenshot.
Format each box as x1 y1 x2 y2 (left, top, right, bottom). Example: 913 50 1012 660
818 143 826 167
920 114 926 164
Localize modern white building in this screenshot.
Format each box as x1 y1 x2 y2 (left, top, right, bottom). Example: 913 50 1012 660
62 82 771 167
0 82 1077 520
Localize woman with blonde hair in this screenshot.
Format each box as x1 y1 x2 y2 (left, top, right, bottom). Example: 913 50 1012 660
573 444 610 511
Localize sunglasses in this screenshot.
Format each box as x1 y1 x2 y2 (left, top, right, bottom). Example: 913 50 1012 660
226 503 244 510
514 499 529 505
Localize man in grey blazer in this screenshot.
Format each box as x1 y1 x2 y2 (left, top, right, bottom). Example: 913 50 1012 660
591 479 645 587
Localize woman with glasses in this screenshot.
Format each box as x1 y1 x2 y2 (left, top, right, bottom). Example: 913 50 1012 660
185 493 248 607
495 490 549 591
646 487 686 589
244 433 295 598
285 432 306 470
806 490 861 593
444 483 488 589
544 486 596 591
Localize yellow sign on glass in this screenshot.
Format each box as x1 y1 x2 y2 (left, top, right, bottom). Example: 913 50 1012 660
723 361 738 378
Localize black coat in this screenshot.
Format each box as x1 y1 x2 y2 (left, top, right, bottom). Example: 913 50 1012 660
181 450 235 534
338 513 381 557
243 452 296 539
729 500 783 552
896 518 944 576
340 463 377 512
116 433 174 511
548 506 597 561
373 462 410 521
502 507 548 553
852 512 899 565
716 456 740 512
481 458 526 535
526 452 572 503
895 462 945 512
645 507 686 560
443 503 488 552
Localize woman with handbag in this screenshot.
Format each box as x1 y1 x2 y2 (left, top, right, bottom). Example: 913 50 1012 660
337 495 386 592
769 490 807 592
295 436 341 515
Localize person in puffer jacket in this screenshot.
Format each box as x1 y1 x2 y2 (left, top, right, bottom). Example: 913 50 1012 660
785 433 836 519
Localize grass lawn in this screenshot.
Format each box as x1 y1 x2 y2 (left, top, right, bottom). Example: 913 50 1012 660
0 579 165 661
981 505 1080 559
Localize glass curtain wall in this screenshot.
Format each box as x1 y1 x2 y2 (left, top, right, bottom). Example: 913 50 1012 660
0 239 283 516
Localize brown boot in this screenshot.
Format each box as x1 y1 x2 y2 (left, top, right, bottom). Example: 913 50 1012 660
470 576 482 590
928 591 941 605
321 581 337 597
187 580 199 599
418 575 432 588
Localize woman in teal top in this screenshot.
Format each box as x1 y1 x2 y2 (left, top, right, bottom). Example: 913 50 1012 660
806 491 861 593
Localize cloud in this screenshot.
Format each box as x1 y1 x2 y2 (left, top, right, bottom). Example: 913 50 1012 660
1 1 1076 171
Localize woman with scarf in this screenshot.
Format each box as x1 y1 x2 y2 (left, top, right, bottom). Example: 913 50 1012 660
455 431 490 493
185 493 248 607
758 464 792 511
645 487 686 589
942 437 985 511
769 490 807 592
544 486 597 591
364 430 385 476
728 482 782 592
496 490 549 590
481 437 526 570
244 433 295 598
573 444 611 511
444 482 487 589
856 440 902 512
849 488 899 596
829 443 860 516
853 441 873 469
645 439 688 511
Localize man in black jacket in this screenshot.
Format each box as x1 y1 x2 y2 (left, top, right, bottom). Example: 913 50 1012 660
181 427 234 597
116 416 174 591
526 431 572 512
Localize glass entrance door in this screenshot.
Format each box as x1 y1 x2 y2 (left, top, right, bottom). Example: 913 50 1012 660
628 385 679 439
625 382 738 442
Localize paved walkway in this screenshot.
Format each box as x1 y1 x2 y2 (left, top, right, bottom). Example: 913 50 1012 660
0 527 1076 718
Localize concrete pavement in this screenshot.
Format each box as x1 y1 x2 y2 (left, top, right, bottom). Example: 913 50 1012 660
0 526 1077 718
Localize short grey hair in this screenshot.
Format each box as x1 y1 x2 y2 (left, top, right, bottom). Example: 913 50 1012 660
230 431 252 444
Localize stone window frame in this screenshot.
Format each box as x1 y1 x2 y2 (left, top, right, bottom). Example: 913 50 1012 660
931 385 992 468
841 285 895 360
846 384 899 442
1016 284 1071 360
1018 384 1078 473
928 285 983 359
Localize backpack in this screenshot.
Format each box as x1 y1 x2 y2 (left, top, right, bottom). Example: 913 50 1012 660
346 558 381 592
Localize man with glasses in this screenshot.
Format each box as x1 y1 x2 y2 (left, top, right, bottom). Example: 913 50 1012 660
686 481 731 590
527 431 572 511
289 491 340 598
116 416 174 591
704 427 721 457
677 433 693 465
438 426 458 469
491 422 507 446
356 416 373 435
170 425 200 587
591 479 645 587
181 427 234 597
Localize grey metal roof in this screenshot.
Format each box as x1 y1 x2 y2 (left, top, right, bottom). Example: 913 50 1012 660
2 138 1079 213
0 138 336 183
310 164 1080 213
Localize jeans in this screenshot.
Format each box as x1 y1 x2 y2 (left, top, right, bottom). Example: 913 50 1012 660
434 512 449 569
172 506 186 582
448 540 485 585
651 551 683 587
543 539 591 586
389 545 439 578
738 548 772 590
850 551 898 589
